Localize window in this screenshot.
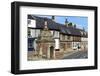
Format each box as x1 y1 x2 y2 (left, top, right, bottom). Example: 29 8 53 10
54 31 59 38
62 35 65 40
60 34 62 40
28 42 33 48
67 36 70 40
28 29 31 37
28 38 34 49
28 19 31 25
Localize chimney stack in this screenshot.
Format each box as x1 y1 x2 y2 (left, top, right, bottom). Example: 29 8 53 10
52 16 55 21
65 18 68 27
83 27 85 31
44 18 48 30
74 24 76 28
44 20 47 26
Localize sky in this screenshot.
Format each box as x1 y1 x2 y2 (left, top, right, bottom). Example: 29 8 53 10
38 15 88 31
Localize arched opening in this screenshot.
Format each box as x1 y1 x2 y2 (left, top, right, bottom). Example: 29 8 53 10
50 46 54 59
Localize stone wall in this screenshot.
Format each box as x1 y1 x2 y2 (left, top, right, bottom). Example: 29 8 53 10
55 51 64 59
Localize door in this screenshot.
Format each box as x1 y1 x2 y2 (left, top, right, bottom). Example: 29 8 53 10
50 46 54 59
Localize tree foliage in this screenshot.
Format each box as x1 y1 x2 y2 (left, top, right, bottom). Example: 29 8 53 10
68 22 73 26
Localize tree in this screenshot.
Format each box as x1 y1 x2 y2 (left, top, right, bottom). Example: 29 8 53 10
68 22 73 27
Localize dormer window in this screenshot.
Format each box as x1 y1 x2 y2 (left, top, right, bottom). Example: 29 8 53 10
80 31 83 35
84 32 86 35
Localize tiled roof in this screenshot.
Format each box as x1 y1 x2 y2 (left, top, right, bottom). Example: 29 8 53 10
30 15 61 31
28 15 87 37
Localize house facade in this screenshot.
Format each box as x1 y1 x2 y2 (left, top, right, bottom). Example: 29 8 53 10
28 15 88 59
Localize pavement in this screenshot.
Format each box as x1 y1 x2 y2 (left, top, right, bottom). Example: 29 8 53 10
63 50 88 59
28 49 88 61
28 51 50 61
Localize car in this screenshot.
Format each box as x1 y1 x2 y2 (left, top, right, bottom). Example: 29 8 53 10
72 46 77 50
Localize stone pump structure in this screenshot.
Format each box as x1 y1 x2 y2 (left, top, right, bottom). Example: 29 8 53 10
36 19 55 59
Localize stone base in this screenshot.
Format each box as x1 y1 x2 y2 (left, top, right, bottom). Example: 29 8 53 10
55 51 64 59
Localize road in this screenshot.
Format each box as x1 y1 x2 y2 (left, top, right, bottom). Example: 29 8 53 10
63 51 88 59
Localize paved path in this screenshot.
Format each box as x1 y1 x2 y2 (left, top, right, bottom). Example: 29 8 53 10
63 51 88 59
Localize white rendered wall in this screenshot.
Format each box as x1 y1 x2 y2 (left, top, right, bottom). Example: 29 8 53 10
35 29 40 37
28 19 36 28
30 29 36 37
55 39 59 49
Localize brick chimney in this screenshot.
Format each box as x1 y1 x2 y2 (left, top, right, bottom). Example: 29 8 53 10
74 24 76 28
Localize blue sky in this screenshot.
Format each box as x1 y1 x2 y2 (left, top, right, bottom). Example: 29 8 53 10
38 15 88 31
